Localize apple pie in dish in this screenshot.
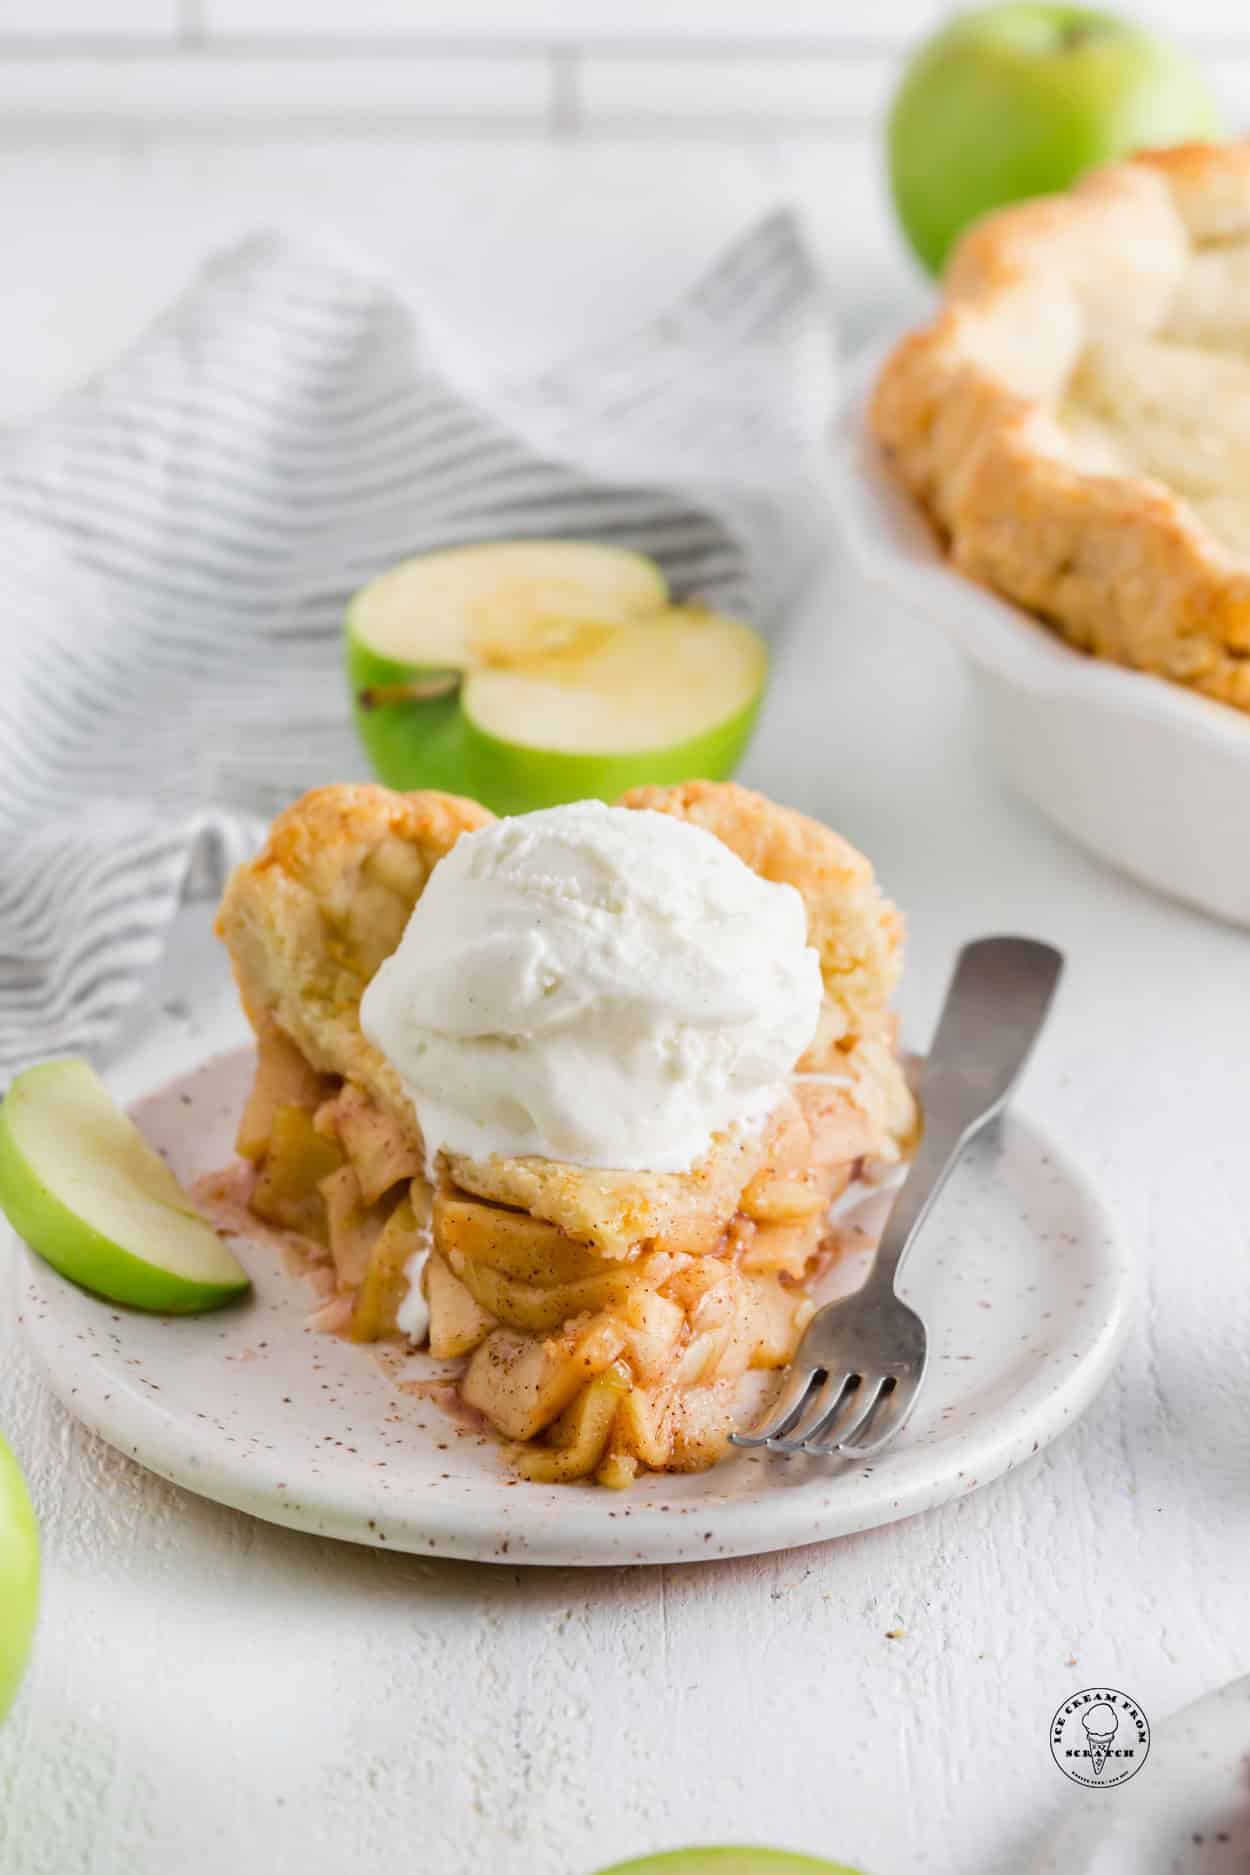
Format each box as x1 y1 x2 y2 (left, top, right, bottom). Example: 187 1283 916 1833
872 139 1250 715
216 780 914 1487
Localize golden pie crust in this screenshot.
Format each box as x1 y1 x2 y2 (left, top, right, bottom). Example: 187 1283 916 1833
215 781 915 1485
871 139 1250 713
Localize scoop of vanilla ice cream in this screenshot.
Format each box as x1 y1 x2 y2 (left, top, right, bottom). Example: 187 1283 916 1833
359 799 822 1173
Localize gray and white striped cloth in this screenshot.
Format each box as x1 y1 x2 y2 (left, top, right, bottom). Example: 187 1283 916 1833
0 211 837 1083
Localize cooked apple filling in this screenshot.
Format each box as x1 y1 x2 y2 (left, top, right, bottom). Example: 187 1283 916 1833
217 780 915 1486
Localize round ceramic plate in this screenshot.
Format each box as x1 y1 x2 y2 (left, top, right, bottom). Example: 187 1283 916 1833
15 1048 1129 1566
1033 1675 1250 1874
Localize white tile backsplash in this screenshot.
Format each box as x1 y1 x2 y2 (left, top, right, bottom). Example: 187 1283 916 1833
0 53 551 123
4 0 1249 48
1 0 1248 133
0 0 178 35
199 0 944 45
579 51 894 126
1134 0 1250 28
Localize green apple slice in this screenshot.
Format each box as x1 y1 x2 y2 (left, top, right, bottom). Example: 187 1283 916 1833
345 541 768 816
461 605 767 814
352 539 669 670
348 540 669 806
0 1434 38 1724
0 1059 250 1314
590 1853 864 1875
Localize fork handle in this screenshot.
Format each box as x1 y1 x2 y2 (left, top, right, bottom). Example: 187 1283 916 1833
865 936 1064 1296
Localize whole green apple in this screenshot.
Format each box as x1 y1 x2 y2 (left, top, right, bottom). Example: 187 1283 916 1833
889 3 1222 273
0 1433 39 1723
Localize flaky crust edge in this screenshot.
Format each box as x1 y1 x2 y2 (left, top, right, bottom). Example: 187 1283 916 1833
869 140 1250 712
215 780 915 1253
215 782 495 1118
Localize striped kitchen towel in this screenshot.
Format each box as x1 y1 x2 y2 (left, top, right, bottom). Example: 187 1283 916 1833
0 210 837 1082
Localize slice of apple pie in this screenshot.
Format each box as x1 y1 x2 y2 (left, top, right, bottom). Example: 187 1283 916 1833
215 780 915 1486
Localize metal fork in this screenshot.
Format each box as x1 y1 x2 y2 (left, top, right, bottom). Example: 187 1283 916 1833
732 935 1064 1461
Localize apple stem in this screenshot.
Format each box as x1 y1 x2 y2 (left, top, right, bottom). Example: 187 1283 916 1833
356 675 461 710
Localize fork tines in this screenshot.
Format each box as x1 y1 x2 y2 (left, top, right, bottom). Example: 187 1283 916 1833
733 1366 910 1458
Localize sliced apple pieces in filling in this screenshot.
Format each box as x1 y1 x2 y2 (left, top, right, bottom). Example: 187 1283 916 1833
238 1038 847 1485
235 1014 333 1163
352 1192 431 1343
425 1251 495 1360
249 1106 344 1247
515 1364 633 1486
322 1083 425 1208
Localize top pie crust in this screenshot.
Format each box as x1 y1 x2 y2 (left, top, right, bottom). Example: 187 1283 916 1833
216 780 914 1257
871 139 1250 713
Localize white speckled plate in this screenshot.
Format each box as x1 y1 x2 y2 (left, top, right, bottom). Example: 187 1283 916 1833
1033 1675 1250 1875
14 1048 1128 1566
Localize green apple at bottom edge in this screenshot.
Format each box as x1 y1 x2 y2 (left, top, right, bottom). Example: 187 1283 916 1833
590 1853 866 1875
889 3 1222 275
346 541 768 818
0 1434 39 1724
0 1059 250 1314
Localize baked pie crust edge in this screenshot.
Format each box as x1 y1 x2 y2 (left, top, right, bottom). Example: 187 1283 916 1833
870 139 1250 714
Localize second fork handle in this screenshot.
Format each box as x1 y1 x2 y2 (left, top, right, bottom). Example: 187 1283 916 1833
864 936 1064 1297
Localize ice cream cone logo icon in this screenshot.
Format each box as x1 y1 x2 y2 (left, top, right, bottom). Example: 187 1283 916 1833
1080 1702 1119 1775
1051 1687 1150 1789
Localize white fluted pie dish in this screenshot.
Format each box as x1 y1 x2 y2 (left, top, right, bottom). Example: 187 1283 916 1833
831 352 1250 929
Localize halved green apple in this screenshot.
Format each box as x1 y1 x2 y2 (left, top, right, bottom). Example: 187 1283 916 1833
345 541 768 816
0 1060 250 1314
590 1853 864 1875
0 1433 38 1724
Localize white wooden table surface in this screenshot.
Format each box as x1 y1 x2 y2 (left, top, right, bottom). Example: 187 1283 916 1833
2 130 1249 1875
